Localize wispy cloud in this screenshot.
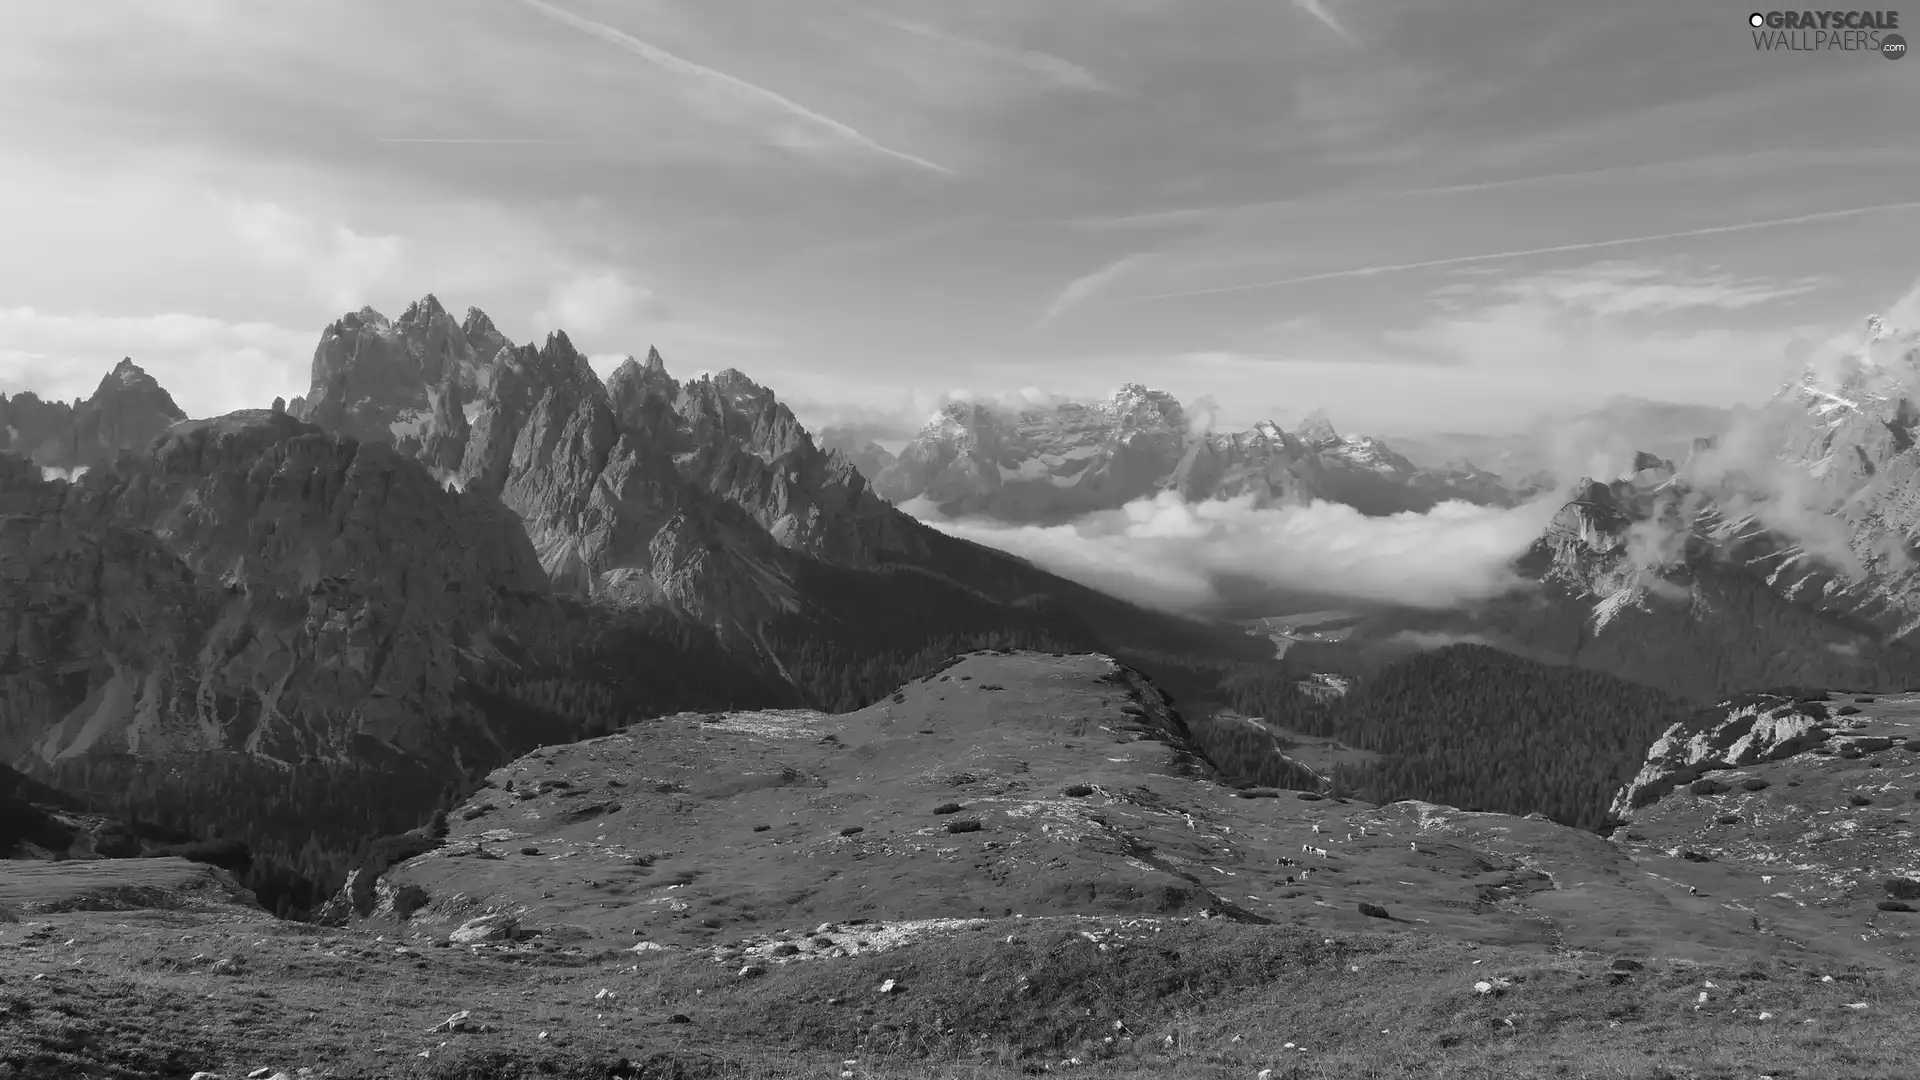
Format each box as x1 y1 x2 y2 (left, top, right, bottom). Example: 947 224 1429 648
1289 0 1358 47
519 0 953 175
869 14 1112 93
1038 253 1156 328
1501 262 1824 316
1135 200 1920 301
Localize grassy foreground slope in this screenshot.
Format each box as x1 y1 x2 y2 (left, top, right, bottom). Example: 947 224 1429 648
3 905 1919 1080
6 650 1920 1079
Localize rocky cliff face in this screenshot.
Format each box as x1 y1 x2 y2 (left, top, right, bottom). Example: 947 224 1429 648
0 409 563 774
0 358 187 474
876 387 1526 523
295 295 510 460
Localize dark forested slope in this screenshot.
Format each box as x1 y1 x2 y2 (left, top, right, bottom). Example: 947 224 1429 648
1196 645 1697 831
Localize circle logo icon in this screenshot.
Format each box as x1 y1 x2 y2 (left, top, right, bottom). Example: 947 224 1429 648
1749 12 1765 27
1885 33 1908 58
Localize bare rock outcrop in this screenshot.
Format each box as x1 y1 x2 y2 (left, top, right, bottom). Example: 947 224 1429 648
1608 692 1836 820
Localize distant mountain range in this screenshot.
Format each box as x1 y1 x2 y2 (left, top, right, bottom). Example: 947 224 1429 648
837 388 1545 523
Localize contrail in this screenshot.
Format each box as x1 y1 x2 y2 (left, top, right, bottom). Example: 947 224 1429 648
1135 200 1920 300
1291 0 1358 45
520 0 953 175
1073 147 1920 231
1038 253 1156 328
377 138 551 144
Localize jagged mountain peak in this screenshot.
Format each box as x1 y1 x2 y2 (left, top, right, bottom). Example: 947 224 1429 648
605 351 678 403
0 355 190 471
460 306 497 339
1544 478 1635 546
524 330 599 384
1568 476 1621 508
1099 382 1185 428
92 358 183 414
710 366 768 393
1297 409 1340 447
1249 418 1288 443
398 292 448 325
343 305 391 332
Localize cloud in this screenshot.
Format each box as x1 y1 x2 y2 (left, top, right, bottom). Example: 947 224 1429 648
223 198 404 311
905 490 1568 617
1506 262 1823 316
534 272 664 340
0 307 311 417
1038 253 1156 327
1134 200 1920 301
1683 412 1866 578
519 0 952 175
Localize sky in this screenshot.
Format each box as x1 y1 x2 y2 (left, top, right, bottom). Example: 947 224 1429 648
3 0 1918 443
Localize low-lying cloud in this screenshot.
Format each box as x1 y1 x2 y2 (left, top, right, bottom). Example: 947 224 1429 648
904 489 1568 617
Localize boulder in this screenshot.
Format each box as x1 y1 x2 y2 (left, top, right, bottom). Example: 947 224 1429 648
449 913 520 945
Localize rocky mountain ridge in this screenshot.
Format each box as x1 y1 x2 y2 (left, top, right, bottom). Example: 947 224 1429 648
866 389 1536 524
290 295 933 633
0 357 187 475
